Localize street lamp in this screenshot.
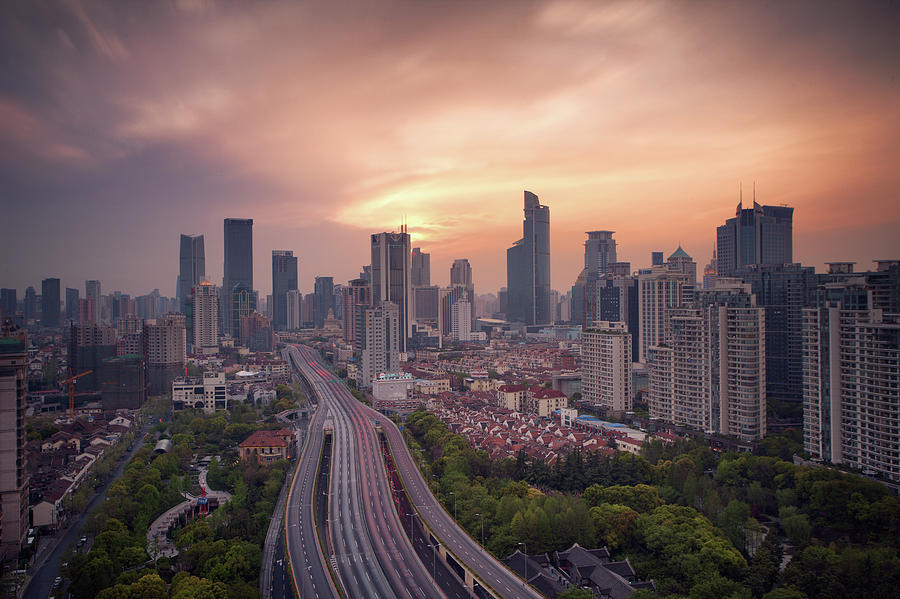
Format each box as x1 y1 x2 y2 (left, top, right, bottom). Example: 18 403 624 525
406 512 416 536
518 541 527 555
474 512 485 547
427 542 440 580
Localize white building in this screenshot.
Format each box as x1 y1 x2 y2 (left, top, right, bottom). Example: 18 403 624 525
359 302 400 387
451 299 472 341
637 266 692 363
286 289 302 331
648 281 766 441
193 281 218 355
172 372 227 413
372 372 415 402
803 279 900 481
582 321 633 413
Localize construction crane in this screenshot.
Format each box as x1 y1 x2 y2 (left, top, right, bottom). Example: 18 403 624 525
59 369 92 421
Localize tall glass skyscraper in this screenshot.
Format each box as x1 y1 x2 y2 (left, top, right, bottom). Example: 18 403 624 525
272 250 298 331
411 247 431 287
223 218 253 336
716 200 793 276
177 234 206 314
371 230 411 352
506 191 550 325
313 276 334 330
41 277 60 327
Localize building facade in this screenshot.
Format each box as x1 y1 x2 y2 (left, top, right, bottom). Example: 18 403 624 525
172 372 227 413
716 200 793 277
41 277 60 327
313 276 334 330
193 281 219 354
177 234 205 314
223 218 253 336
271 250 298 331
637 266 692 364
582 322 633 413
451 299 472 342
85 280 101 323
0 335 28 561
359 302 400 387
507 191 551 325
371 231 412 352
411 247 431 287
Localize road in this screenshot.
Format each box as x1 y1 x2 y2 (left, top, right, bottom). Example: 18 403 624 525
23 420 154 599
281 368 339 599
288 345 444 599
298 346 543 599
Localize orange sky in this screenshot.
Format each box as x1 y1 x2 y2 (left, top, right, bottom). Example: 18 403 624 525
1 1 898 295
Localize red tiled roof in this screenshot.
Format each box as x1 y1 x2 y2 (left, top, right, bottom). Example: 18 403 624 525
240 430 288 448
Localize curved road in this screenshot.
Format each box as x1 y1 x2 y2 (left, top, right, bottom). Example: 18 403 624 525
289 345 444 599
298 347 543 599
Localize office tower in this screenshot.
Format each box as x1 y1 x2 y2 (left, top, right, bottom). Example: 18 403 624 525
286 289 302 331
371 230 412 352
717 198 793 277
360 302 400 387
549 290 560 324
637 266 693 363
177 234 205 314
450 259 473 288
332 285 344 321
85 280 101 323
65 288 79 322
272 250 298 331
313 276 334 330
595 268 639 362
223 218 253 336
0 333 28 561
570 271 586 326
498 287 508 317
240 312 274 352
506 191 551 325
414 286 440 324
666 246 697 284
144 314 186 395
703 249 718 289
648 280 766 441
23 287 37 322
411 247 431 287
230 285 257 337
583 322 633 413
192 282 218 354
736 264 817 406
302 293 315 328
41 278 60 327
69 323 118 391
450 299 472 342
585 231 617 281
343 279 372 346
0 289 16 322
651 252 664 267
803 276 900 481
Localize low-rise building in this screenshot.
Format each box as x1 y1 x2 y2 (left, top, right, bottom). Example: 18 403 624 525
172 372 227 413
372 372 415 402
239 429 294 465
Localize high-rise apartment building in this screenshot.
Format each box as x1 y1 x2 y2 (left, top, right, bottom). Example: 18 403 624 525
666 247 697 284
286 289 302 331
65 288 79 323
192 282 218 354
371 230 412 352
594 267 639 362
342 279 371 346
637 266 692 363
716 200 793 276
648 280 766 441
450 299 472 342
313 276 334 330
0 289 16 322
223 218 253 336
240 312 274 352
0 333 28 561
583 321 633 413
85 280 101 323
272 250 298 331
23 287 37 322
177 234 205 314
360 302 400 387
69 322 118 392
144 314 186 395
803 277 900 481
411 247 431 287
507 191 551 325
41 277 60 327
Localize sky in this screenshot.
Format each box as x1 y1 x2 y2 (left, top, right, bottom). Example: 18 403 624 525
2 0 899 297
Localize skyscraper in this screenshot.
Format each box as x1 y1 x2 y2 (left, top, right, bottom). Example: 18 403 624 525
177 234 205 314
23 286 37 322
0 289 16 322
313 276 334 330
637 266 692 363
506 191 551 325
286 290 302 331
41 277 60 327
342 279 371 346
583 322 633 413
223 218 253 336
272 250 298 331
411 247 431 287
65 288 79 323
0 333 28 561
450 299 472 342
450 259 473 288
371 230 412 352
193 282 219 354
360 302 400 387
716 198 793 277
85 280 101 323
585 231 617 281
666 246 697 284
144 314 186 394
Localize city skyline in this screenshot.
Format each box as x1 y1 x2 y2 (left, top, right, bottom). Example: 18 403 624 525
2 2 899 296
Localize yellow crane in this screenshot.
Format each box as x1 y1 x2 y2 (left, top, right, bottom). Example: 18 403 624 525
60 369 92 421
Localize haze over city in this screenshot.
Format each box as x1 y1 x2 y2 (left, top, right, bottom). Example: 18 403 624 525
2 0 899 296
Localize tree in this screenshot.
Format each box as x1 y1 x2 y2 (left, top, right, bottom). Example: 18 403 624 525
557 588 593 599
